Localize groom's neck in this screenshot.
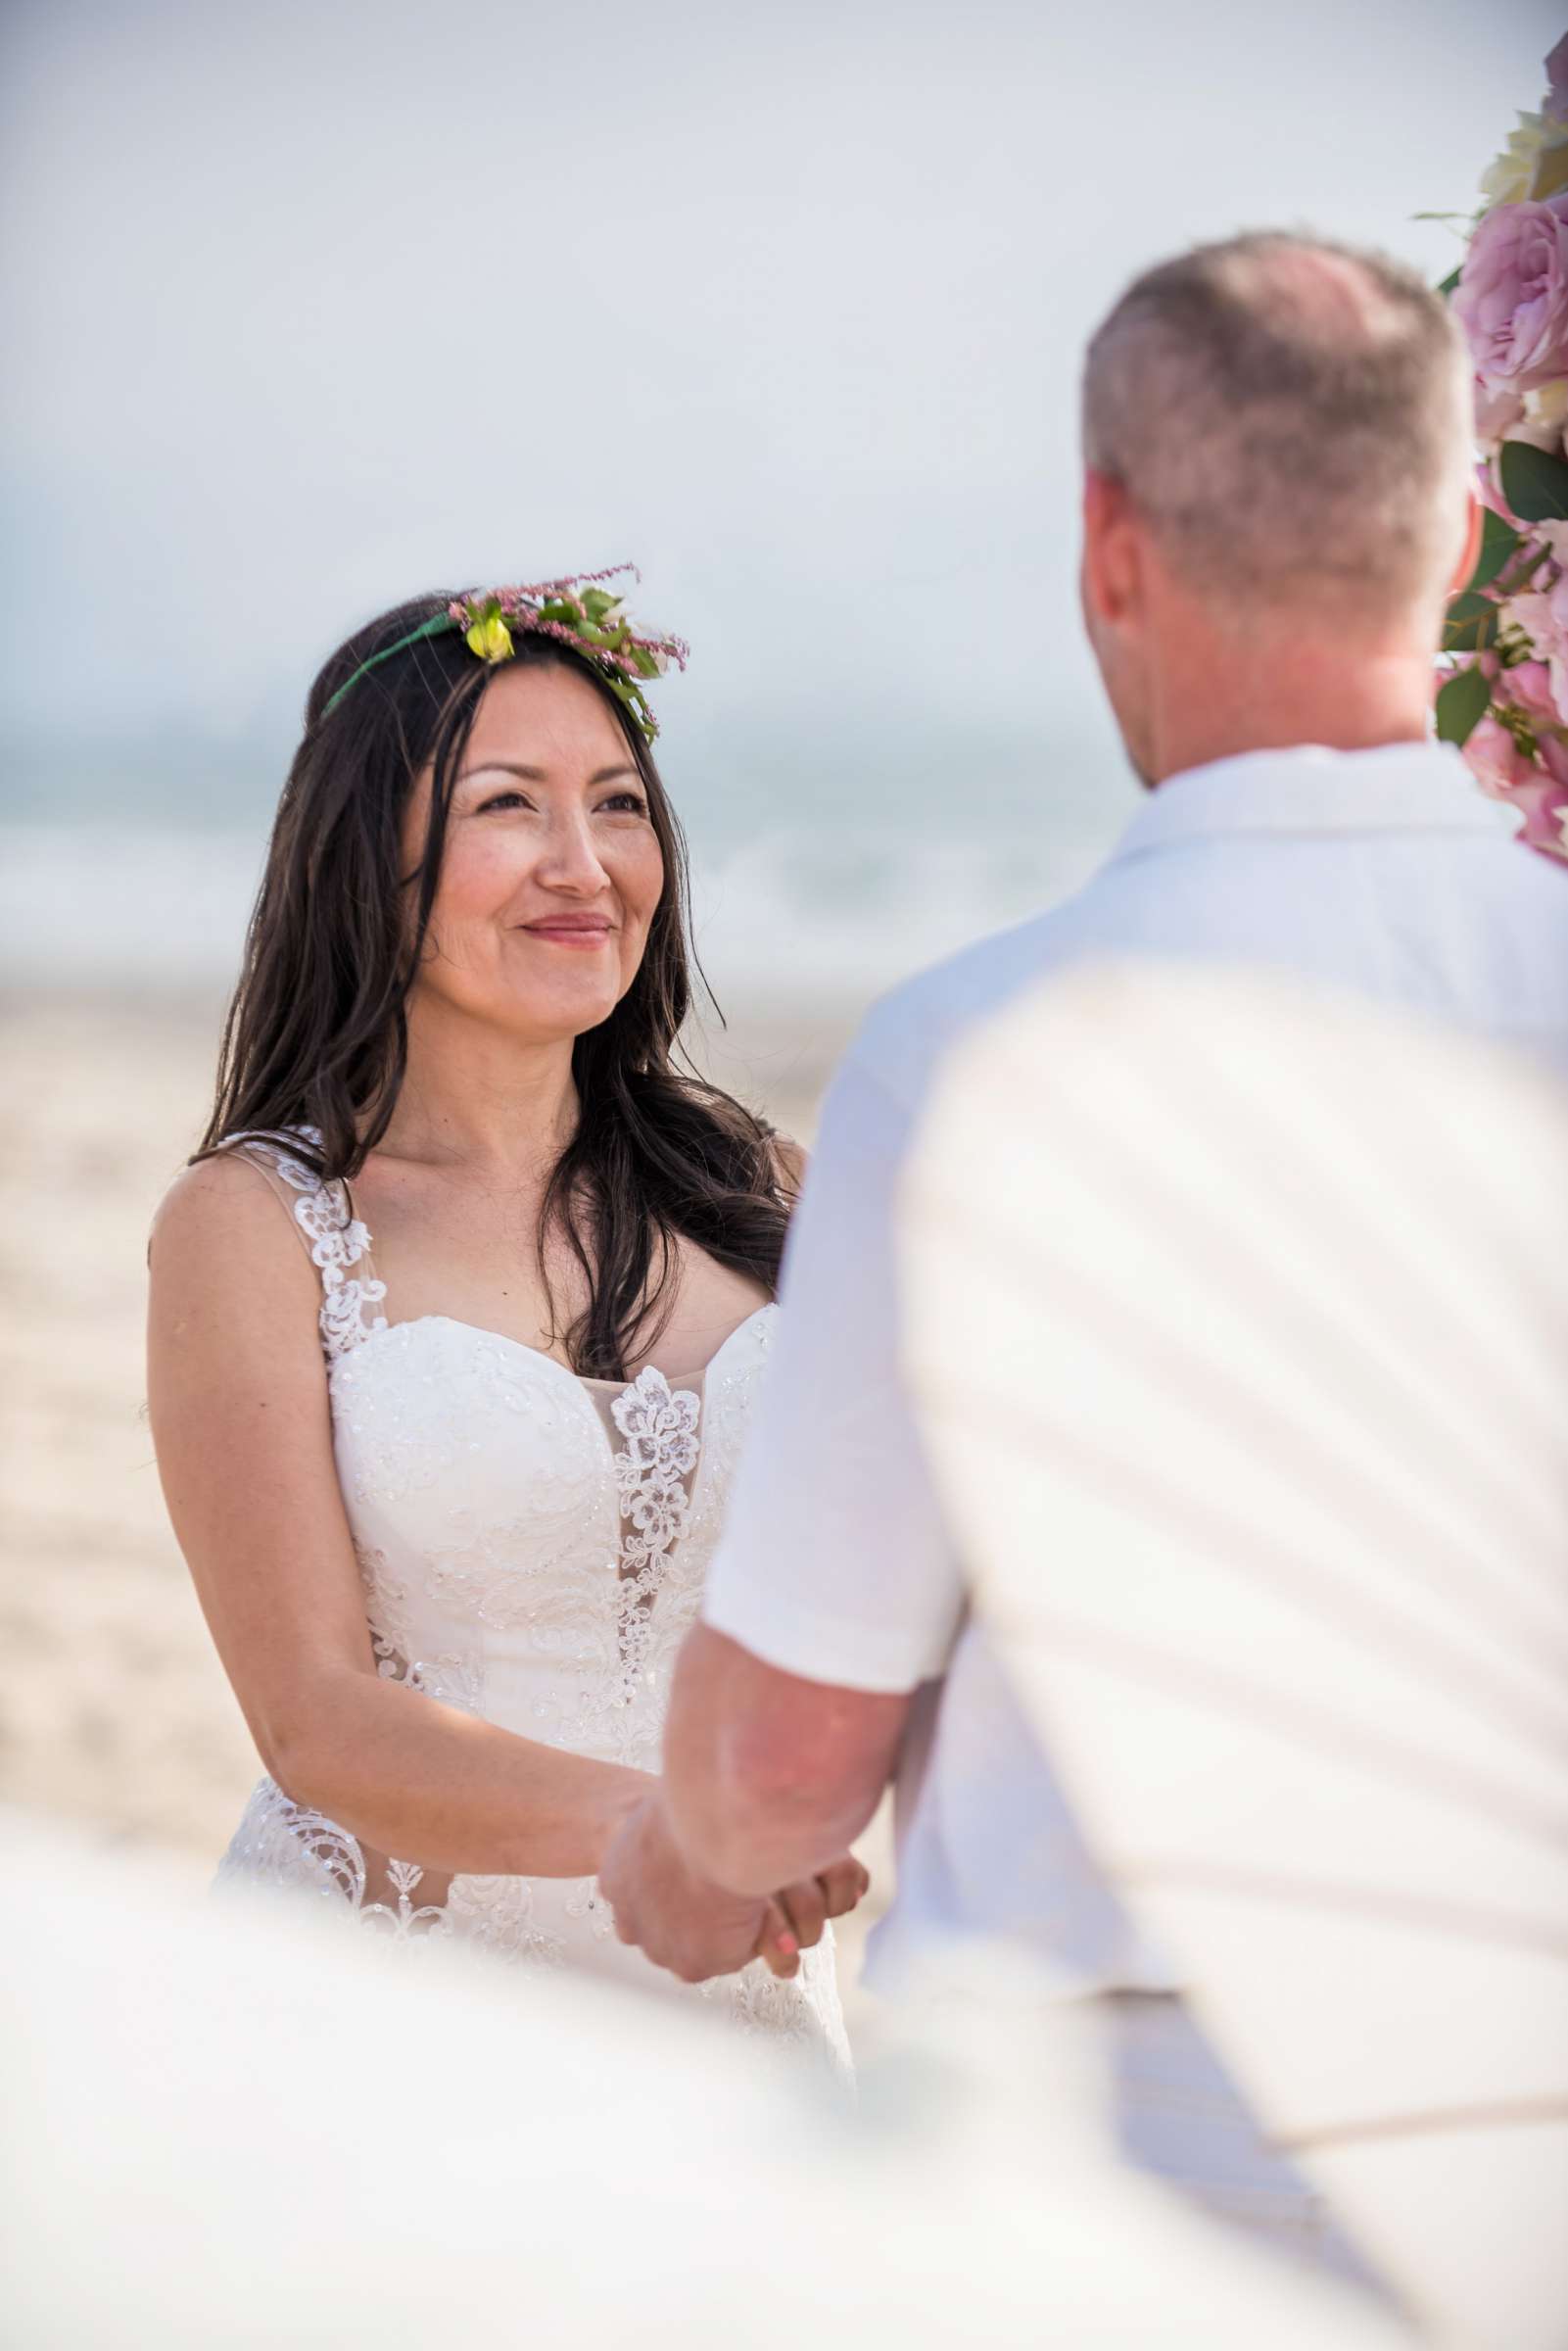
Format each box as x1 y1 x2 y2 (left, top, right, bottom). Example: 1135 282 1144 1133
1141 603 1438 790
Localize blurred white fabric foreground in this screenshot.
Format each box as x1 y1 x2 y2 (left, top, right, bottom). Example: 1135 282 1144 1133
1 1812 1410 2350
901 962 1568 2351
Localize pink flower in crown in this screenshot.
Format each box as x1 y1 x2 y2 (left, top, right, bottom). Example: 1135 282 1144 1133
1454 192 1568 394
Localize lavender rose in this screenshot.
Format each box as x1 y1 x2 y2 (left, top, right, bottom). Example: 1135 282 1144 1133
1455 193 1568 394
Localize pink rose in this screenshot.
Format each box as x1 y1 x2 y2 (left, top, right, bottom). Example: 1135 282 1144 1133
1454 193 1568 393
1504 572 1568 703
1457 669 1568 863
1541 733 1568 785
1499 657 1567 732
1464 720 1568 863
1507 759 1568 863
1474 377 1525 450
1461 714 1534 799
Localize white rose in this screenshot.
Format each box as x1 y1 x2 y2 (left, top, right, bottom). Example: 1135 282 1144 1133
1481 110 1568 207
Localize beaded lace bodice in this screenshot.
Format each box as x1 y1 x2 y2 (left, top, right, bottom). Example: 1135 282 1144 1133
215 1133 848 2071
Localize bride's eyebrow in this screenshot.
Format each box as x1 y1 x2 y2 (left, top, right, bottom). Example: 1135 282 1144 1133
455 762 641 787
457 761 548 785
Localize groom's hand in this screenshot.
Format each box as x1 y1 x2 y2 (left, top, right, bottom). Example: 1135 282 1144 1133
600 1789 773 1984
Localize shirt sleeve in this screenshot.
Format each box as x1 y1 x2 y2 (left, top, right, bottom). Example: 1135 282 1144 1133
700 1038 966 1694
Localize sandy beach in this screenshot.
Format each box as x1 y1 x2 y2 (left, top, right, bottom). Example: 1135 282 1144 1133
0 988 889 1981
0 993 251 1857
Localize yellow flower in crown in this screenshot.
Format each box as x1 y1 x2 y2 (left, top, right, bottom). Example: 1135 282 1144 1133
319 564 689 741
463 601 514 663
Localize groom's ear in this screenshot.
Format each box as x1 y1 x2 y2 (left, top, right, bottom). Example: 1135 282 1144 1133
1080 468 1145 631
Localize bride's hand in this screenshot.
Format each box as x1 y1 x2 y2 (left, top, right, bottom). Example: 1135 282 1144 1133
755 1855 871 1979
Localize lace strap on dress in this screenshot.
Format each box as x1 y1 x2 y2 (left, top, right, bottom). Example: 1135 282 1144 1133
221 1129 388 1362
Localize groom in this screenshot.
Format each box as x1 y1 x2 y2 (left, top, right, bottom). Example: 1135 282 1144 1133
602 233 1568 2248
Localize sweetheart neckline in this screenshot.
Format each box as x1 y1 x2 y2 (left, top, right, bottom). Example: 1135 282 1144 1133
341 1302 779 1398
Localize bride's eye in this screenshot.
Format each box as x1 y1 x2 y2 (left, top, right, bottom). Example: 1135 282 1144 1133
597 791 648 817
475 790 531 815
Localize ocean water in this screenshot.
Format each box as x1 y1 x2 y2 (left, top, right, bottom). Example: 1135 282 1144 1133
0 818 1116 1011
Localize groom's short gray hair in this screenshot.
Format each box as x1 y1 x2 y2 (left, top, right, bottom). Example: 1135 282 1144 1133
1081 232 1472 613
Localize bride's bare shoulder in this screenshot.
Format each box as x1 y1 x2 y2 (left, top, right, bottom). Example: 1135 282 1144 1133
149 1147 315 1294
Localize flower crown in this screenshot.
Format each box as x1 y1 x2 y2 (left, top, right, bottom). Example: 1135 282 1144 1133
321 564 689 743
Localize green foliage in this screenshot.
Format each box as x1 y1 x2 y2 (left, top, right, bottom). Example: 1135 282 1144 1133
1442 590 1499 654
1498 439 1568 523
1468 506 1522 593
1434 663 1492 747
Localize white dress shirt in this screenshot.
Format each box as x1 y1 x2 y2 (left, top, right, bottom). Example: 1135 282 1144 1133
701 741 1568 1998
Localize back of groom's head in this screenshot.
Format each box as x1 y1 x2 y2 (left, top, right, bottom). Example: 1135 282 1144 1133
1081 232 1473 623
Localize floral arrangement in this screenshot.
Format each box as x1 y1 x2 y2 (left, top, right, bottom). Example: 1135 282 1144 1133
1439 33 1568 861
323 564 688 743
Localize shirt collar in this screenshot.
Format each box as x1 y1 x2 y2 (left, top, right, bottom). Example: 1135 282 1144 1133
1109 741 1515 863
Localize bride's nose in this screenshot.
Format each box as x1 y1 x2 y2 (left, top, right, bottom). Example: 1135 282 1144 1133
535 808 611 896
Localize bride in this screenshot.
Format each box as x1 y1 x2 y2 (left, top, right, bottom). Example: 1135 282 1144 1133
147 572 860 2068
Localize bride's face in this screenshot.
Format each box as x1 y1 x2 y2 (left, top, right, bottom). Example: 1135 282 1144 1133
403 660 666 1046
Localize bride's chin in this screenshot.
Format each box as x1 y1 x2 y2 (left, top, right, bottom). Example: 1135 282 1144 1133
499 983 620 1042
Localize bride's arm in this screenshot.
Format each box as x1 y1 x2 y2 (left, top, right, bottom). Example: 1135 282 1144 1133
147 1152 647 1881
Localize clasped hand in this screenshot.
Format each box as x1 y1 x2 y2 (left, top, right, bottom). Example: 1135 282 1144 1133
599 1790 868 1985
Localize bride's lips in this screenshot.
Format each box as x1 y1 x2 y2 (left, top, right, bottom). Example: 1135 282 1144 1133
519 914 615 950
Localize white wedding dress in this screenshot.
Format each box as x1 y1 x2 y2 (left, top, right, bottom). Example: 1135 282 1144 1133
214 1134 849 2074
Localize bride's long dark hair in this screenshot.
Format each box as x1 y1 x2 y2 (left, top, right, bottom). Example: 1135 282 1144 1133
200 593 791 1379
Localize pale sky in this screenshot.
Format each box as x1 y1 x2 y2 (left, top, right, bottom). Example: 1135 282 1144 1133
1 0 1558 846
